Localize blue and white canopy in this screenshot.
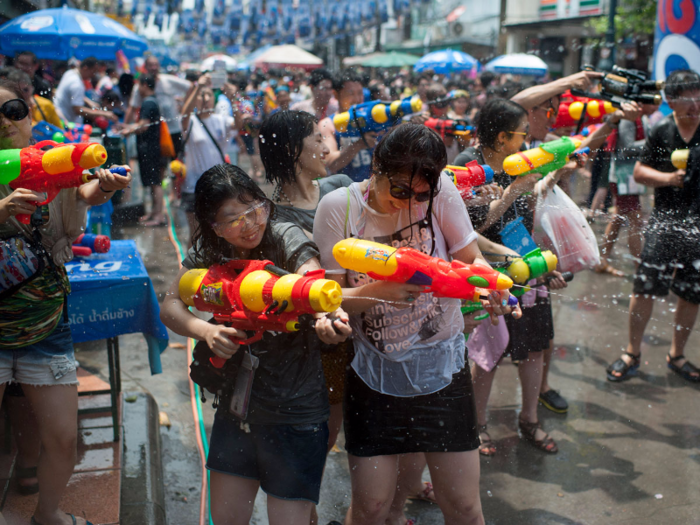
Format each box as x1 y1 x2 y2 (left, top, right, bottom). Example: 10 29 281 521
485 54 549 77
0 6 148 60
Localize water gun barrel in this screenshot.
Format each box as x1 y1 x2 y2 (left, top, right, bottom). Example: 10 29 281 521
671 149 688 170
503 137 581 176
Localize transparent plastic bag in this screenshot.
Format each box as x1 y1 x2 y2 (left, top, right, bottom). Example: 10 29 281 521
534 185 600 273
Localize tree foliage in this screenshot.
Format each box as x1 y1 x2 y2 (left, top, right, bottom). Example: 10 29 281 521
587 0 657 40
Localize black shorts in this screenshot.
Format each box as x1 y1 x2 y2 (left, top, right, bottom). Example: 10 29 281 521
138 154 164 187
171 132 183 157
241 134 256 155
206 415 329 504
343 365 480 457
633 227 700 304
504 295 554 360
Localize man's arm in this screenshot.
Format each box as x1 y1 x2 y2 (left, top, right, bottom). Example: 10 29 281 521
320 117 376 173
633 161 684 188
510 71 603 111
75 105 118 122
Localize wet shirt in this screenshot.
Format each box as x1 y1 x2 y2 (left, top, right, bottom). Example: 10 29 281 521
274 175 354 234
454 147 534 243
335 133 373 182
640 114 700 219
182 221 329 425
314 173 477 396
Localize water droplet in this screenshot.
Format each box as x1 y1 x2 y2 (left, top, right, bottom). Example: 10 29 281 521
487 490 493 497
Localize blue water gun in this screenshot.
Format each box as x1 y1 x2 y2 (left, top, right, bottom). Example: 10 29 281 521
32 122 70 143
331 96 423 138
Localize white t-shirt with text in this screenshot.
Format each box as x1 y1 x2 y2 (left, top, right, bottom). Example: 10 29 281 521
54 69 85 124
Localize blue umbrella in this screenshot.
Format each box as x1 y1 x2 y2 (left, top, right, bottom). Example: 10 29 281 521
485 54 548 77
0 6 148 60
414 49 480 75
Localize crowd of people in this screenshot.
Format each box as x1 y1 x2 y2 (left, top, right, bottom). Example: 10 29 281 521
1 49 700 525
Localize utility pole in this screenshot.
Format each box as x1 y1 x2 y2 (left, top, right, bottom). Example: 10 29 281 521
375 0 382 52
497 0 508 55
598 0 617 70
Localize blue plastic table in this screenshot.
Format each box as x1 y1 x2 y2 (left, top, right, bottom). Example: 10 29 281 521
66 240 168 439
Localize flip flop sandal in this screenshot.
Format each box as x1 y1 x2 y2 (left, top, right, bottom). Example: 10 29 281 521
31 513 93 525
478 425 497 457
606 352 640 382
667 354 700 383
518 418 558 454
15 465 39 495
407 481 436 504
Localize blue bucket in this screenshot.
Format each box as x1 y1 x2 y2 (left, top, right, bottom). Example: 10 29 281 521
499 216 538 256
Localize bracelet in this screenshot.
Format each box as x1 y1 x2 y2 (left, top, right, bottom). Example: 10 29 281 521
99 184 115 193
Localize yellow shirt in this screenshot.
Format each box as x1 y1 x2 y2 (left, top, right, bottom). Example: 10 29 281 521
32 95 63 128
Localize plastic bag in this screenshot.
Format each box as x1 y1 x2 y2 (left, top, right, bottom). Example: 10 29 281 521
534 185 600 273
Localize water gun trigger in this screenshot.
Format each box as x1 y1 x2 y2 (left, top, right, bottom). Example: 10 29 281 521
210 330 264 368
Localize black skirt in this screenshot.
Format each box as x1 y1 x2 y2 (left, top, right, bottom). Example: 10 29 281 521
504 295 554 360
343 363 480 457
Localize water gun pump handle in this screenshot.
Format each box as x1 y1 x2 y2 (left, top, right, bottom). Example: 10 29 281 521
109 167 129 176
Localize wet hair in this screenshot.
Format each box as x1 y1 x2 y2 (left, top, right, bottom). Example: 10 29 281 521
475 99 528 149
417 73 432 85
664 69 700 100
333 69 363 92
308 68 333 88
259 110 318 186
118 73 134 99
426 83 446 101
480 71 495 88
15 51 38 64
81 56 98 69
192 164 276 267
0 76 29 101
0 67 31 89
139 74 156 91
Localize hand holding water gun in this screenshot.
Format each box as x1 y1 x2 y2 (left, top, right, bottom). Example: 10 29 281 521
0 141 108 224
331 96 423 138
424 118 474 139
72 233 111 257
503 137 589 178
444 161 494 200
672 149 688 170
179 260 347 368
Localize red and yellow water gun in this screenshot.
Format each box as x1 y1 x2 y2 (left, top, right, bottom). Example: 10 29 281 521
554 91 616 129
444 161 495 200
179 260 344 368
332 238 513 298
0 141 108 223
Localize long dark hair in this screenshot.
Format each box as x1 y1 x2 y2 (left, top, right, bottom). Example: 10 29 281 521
372 123 446 254
475 99 527 149
259 110 317 186
191 164 276 267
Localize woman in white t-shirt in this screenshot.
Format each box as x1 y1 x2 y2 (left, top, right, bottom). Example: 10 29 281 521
314 124 519 525
180 73 238 246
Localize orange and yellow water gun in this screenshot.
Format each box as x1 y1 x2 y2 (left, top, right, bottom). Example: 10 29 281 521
179 259 343 368
0 141 107 223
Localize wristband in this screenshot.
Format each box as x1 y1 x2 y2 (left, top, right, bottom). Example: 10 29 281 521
99 184 115 193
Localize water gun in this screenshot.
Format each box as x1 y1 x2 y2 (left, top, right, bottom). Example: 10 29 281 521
170 159 187 178
671 149 688 170
332 238 513 299
331 96 423 138
554 96 616 129
503 137 589 178
0 141 108 224
64 122 93 143
424 118 474 138
71 233 111 257
32 122 69 144
571 65 663 107
444 161 494 200
179 259 344 368
496 248 558 297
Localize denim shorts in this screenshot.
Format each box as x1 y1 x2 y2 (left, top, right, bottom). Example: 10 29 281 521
0 316 78 387
207 415 329 503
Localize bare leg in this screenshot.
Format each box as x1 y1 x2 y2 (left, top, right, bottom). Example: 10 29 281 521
590 187 609 215
387 453 431 525
425 450 484 525
150 184 165 222
517 352 549 442
668 297 700 379
540 339 554 394
345 454 398 525
268 495 314 525
22 384 86 525
6 393 41 490
600 213 623 259
327 403 343 452
470 362 497 428
611 294 655 376
625 211 644 264
209 471 259 525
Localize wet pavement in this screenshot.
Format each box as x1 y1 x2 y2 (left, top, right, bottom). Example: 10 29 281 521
77 172 700 524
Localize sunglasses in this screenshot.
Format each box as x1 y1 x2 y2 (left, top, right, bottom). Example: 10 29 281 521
0 98 29 121
211 201 271 236
536 106 557 119
387 176 434 203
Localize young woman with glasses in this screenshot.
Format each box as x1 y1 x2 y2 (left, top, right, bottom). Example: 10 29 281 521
159 164 351 525
313 123 519 525
0 78 131 525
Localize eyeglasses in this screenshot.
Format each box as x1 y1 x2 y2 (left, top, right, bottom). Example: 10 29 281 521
0 99 29 121
387 176 434 203
211 201 271 235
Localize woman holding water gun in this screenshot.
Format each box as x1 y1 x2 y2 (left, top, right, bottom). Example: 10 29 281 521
0 77 130 525
454 99 570 456
314 124 519 525
159 165 351 525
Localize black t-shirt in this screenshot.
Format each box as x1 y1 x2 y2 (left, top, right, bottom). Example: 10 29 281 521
137 96 161 158
453 146 533 243
274 174 354 233
182 221 330 425
640 114 700 219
